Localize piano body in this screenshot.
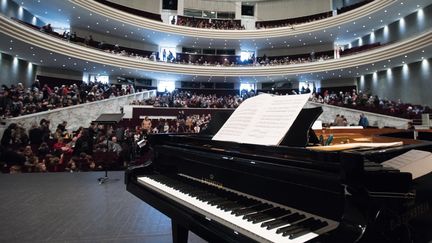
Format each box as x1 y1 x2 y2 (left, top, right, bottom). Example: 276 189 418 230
125 109 432 243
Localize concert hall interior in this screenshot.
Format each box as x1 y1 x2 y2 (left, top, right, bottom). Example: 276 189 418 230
0 0 432 242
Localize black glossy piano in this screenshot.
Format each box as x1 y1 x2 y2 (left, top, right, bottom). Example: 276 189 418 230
126 110 432 243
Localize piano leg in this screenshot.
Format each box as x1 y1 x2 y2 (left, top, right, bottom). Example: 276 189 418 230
172 220 188 243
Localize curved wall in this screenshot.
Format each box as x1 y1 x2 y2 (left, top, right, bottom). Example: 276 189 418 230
352 4 432 47
358 58 432 106
107 0 160 14
256 0 331 21
0 52 37 88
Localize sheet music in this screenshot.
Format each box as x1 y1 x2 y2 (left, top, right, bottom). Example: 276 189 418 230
212 94 311 145
382 149 432 179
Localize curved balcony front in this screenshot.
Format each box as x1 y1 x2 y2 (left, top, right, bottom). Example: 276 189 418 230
71 0 395 40
1 14 431 80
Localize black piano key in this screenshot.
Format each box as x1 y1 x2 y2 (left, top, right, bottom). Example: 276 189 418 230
219 198 258 211
188 191 210 197
229 203 260 214
250 208 290 224
263 213 305 230
243 211 262 221
282 219 318 238
276 224 302 235
197 194 221 202
207 198 230 205
233 203 273 216
282 227 307 237
282 218 324 238
218 202 243 210
222 204 248 212
288 230 310 239
151 174 329 237
243 207 276 221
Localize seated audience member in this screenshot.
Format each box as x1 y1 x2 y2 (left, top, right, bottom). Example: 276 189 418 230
1 123 17 147
0 145 26 173
65 157 78 172
333 114 342 126
141 116 152 131
407 121 415 130
57 121 68 133
73 129 93 156
109 136 123 156
358 113 369 128
53 137 73 155
38 142 50 158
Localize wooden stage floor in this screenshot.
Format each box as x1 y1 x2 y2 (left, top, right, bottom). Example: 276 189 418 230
0 171 206 243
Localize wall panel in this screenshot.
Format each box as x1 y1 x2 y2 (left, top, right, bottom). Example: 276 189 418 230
256 0 331 21
107 0 160 14
357 58 432 106
0 52 37 88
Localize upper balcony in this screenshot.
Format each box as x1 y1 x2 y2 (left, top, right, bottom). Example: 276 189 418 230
10 0 431 51
1 11 430 83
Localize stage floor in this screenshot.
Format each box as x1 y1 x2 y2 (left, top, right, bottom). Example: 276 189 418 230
0 171 205 243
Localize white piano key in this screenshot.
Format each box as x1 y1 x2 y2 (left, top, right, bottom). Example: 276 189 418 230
138 176 336 243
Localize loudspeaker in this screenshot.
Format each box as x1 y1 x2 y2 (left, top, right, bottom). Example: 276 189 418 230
241 5 254 16
162 0 178 10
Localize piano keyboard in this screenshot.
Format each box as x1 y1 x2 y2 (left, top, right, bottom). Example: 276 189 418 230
138 174 338 243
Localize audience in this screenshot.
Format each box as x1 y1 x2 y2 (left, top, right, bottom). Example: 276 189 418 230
3 86 430 174
12 18 379 67
12 18 378 69
0 113 213 173
133 89 428 121
310 89 431 119
0 81 135 118
176 16 244 30
130 90 247 108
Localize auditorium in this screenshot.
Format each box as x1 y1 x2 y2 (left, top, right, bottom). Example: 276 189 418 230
0 0 431 242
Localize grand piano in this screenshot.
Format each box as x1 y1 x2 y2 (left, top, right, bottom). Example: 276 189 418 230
126 109 432 243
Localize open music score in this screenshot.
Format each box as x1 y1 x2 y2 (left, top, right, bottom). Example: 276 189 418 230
212 94 311 146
